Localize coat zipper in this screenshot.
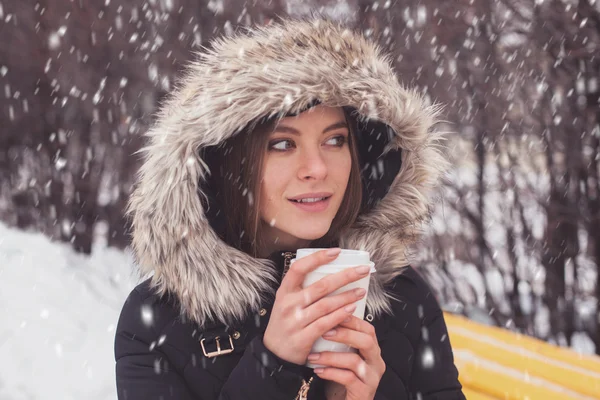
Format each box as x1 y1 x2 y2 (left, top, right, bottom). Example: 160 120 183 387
281 251 296 279
295 376 314 400
281 251 312 399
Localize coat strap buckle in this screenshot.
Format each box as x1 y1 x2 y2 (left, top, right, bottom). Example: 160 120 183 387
200 335 235 358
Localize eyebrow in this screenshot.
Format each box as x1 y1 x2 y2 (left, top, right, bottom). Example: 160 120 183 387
273 121 348 135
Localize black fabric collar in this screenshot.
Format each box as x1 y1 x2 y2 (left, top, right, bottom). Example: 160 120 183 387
267 249 294 262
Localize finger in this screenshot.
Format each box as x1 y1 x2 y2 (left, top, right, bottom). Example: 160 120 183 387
314 366 367 393
304 302 357 342
300 264 371 307
321 326 381 365
279 248 341 292
309 351 375 384
339 315 377 337
301 287 366 326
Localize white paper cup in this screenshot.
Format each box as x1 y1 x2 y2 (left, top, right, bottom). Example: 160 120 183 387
289 248 376 369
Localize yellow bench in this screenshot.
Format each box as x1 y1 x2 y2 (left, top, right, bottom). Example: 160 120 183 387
444 313 600 399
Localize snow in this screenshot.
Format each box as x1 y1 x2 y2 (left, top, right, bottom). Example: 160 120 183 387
285 1 356 22
0 222 138 400
422 145 597 355
572 331 596 355
48 32 61 50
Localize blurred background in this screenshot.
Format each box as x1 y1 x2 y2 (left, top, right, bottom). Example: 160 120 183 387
1 0 599 398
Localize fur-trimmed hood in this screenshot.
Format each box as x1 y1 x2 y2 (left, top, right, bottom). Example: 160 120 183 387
127 17 449 330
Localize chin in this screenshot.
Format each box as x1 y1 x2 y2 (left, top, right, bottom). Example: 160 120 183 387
291 226 332 241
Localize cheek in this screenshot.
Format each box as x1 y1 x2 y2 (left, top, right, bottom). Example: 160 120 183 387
333 150 352 185
344 152 352 178
260 162 286 203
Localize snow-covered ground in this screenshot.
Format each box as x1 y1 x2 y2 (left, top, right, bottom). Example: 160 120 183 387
0 222 139 400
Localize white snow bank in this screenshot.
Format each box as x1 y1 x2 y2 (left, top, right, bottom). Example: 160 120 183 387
0 222 139 400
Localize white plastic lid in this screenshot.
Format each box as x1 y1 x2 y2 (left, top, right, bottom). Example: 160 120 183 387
291 248 376 273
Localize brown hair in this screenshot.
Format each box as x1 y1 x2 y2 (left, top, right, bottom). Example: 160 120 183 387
211 107 362 257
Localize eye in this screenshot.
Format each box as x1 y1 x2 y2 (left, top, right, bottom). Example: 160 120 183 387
326 135 348 147
268 135 347 152
268 139 295 152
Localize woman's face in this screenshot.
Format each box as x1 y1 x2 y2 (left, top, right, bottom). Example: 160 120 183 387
259 105 352 253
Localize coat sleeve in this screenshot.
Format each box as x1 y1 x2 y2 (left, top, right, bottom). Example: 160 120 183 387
115 331 196 399
115 288 314 400
381 267 466 400
114 289 196 399
409 308 466 400
219 332 315 399
374 367 408 399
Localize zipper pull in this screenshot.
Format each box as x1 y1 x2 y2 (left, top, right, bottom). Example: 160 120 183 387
281 251 296 279
295 376 313 400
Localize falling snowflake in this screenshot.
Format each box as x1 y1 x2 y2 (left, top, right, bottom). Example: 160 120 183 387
421 346 435 369
141 304 154 326
48 32 60 49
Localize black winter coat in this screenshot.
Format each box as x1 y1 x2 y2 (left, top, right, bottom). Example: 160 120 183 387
115 251 465 400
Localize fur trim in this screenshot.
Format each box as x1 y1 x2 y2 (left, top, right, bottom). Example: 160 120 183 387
127 17 450 329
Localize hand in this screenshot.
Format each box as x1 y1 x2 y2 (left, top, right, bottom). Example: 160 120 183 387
324 380 347 400
263 248 371 365
308 315 385 400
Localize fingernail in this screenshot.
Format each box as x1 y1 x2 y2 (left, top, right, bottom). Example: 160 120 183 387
354 288 366 297
326 248 341 257
307 353 320 360
355 265 370 274
323 329 337 337
344 303 356 313
314 368 325 373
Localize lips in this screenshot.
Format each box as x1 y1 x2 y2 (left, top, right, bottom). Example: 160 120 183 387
288 196 331 212
287 192 333 202
289 196 331 203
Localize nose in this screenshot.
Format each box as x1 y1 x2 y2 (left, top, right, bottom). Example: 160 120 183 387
297 147 328 181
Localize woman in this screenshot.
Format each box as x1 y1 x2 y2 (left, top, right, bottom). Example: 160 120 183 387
115 16 465 400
